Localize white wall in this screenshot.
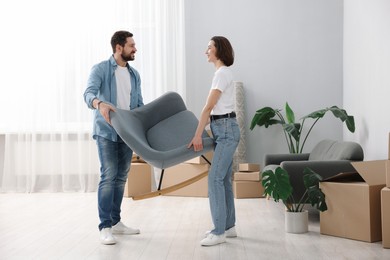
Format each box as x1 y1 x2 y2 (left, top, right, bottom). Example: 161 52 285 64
185 0 344 164
343 0 390 160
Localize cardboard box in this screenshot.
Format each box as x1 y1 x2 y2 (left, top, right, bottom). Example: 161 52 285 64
162 163 209 197
124 163 152 197
238 163 260 172
184 150 214 164
233 181 264 199
381 187 390 248
320 160 387 242
234 171 261 181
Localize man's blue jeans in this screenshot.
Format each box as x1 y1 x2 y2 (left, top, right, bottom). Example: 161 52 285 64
208 117 240 235
96 136 133 230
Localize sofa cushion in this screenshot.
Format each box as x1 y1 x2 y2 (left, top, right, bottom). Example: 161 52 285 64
309 139 364 161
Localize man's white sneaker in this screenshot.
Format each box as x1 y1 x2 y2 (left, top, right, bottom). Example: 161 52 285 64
200 233 226 246
112 221 140 235
100 228 116 245
225 226 237 238
205 226 237 238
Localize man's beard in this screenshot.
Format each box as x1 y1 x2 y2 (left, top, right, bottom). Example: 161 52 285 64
121 52 135 62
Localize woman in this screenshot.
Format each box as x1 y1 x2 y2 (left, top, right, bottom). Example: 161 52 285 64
188 36 240 246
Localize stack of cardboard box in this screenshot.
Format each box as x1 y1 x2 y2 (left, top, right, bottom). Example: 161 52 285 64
320 133 390 247
233 163 264 199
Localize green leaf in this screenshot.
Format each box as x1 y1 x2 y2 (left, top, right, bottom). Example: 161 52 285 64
265 119 283 128
285 102 295 124
250 107 279 130
302 109 327 120
346 115 355 133
302 167 327 212
302 106 356 134
303 167 323 187
329 106 355 133
329 106 348 121
262 167 292 202
308 188 328 211
283 123 301 141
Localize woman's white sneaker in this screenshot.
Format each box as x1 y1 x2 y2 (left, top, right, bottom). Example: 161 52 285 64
200 233 226 246
100 228 116 245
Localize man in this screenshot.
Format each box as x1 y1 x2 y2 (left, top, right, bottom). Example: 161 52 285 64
83 30 144 245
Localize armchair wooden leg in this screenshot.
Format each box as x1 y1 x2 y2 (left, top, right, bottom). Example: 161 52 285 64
131 170 208 200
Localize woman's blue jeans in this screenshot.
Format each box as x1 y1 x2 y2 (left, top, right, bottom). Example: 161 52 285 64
209 117 240 235
96 136 133 230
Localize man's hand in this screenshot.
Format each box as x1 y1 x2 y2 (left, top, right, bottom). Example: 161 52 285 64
98 102 116 124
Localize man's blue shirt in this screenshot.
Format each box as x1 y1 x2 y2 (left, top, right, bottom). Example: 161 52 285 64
84 55 144 141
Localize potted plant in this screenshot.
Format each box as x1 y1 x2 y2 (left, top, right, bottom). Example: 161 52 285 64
262 166 327 233
250 103 355 153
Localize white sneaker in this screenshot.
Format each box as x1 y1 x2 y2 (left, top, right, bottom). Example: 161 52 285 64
205 226 237 238
112 221 140 235
200 233 226 246
100 228 116 245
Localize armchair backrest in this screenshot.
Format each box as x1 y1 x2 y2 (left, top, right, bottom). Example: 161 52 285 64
309 139 364 161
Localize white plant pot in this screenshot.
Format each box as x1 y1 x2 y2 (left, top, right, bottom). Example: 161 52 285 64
285 210 308 234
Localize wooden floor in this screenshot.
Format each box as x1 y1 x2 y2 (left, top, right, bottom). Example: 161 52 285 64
0 193 389 260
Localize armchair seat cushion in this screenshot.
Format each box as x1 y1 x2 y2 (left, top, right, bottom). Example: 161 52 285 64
146 110 198 151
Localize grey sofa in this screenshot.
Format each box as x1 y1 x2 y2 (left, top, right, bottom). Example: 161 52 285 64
262 139 364 201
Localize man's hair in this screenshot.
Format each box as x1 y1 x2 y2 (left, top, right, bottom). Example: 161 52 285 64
111 31 134 53
211 36 234 66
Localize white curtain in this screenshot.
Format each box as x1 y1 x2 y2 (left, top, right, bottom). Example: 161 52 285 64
0 0 186 192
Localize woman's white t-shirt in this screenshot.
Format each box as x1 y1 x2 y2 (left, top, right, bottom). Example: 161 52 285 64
210 66 235 115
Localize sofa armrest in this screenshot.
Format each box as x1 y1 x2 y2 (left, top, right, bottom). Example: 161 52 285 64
264 153 310 166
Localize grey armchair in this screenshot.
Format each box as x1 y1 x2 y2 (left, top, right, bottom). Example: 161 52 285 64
262 139 364 201
110 91 215 200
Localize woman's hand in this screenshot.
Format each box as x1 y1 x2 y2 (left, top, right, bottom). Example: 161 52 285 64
187 136 203 152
